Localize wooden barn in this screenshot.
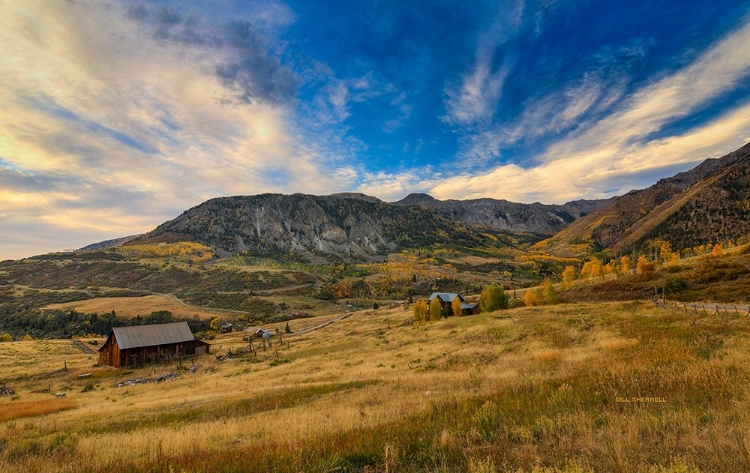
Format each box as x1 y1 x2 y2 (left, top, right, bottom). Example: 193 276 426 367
98 322 210 368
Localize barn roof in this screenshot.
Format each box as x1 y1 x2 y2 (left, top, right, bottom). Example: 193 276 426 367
107 322 196 350
460 302 477 310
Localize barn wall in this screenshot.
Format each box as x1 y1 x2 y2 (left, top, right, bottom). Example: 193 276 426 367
99 337 209 368
98 334 122 368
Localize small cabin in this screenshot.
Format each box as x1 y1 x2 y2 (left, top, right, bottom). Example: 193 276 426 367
98 322 209 368
220 323 234 334
427 292 478 315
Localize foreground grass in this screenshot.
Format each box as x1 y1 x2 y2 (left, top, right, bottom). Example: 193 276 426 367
2 302 750 472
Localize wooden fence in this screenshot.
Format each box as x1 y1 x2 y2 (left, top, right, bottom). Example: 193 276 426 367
651 297 750 316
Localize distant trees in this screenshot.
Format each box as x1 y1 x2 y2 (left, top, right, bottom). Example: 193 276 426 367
479 284 509 313
619 256 633 276
636 255 654 276
580 258 603 282
524 279 557 306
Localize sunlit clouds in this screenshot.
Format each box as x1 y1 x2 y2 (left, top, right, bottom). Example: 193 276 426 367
1 0 749 258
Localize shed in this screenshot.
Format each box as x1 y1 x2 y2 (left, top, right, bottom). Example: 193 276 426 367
220 323 234 334
98 322 209 368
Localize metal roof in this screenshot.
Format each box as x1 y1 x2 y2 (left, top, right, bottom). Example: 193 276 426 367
460 302 477 309
427 292 464 302
110 322 196 350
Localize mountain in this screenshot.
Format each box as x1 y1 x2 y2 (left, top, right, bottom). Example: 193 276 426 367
539 141 750 256
79 235 141 251
130 193 520 259
394 194 613 235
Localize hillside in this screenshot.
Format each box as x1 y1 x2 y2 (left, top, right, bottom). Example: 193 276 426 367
539 141 750 256
2 302 750 472
394 193 612 235
135 193 535 259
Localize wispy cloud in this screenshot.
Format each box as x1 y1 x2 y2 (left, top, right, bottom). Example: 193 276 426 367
442 0 524 129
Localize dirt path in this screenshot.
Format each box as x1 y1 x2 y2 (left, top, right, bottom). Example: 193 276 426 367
151 293 250 315
286 312 354 336
71 339 95 354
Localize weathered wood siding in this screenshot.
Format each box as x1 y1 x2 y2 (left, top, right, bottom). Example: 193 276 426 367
98 337 209 368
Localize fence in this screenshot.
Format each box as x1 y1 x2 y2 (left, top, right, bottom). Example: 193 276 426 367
651 297 750 316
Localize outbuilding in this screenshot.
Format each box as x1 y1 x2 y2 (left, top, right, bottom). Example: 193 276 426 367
98 321 209 368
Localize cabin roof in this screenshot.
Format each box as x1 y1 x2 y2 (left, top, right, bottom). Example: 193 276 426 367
105 322 196 350
427 292 464 303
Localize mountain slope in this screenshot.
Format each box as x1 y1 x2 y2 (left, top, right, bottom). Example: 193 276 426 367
132 193 516 258
393 194 612 235
539 141 750 256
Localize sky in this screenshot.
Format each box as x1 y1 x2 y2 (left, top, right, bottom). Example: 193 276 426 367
2 0 750 259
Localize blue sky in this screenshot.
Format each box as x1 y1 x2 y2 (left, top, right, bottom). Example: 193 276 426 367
2 0 750 259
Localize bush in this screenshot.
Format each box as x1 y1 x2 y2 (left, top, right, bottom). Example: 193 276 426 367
695 259 747 283
664 276 688 294
472 401 503 441
0 333 12 342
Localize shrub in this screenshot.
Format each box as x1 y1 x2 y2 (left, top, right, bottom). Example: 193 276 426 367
471 401 503 441
0 333 12 342
664 276 688 294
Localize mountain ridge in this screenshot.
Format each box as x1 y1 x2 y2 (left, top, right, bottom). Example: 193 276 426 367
539 141 750 256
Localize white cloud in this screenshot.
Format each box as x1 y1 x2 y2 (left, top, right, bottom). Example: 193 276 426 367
429 100 750 203
0 0 355 259
442 0 524 128
430 16 750 203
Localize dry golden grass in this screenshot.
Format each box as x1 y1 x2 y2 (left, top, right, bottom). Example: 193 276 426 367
2 301 750 472
0 399 77 422
42 294 225 319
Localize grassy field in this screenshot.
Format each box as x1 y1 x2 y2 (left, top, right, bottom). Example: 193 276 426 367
2 301 750 472
42 294 223 320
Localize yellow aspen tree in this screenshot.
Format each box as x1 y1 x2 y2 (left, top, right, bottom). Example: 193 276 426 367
668 252 679 267
711 243 723 257
524 289 535 307
619 255 632 276
429 298 443 321
413 300 428 322
636 255 654 276
452 297 463 317
561 266 576 290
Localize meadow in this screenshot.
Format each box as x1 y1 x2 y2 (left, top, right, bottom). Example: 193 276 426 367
2 300 749 472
